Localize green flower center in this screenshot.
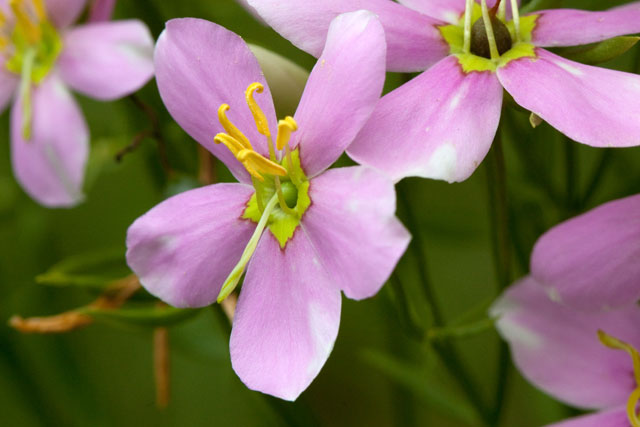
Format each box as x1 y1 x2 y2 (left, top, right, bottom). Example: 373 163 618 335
438 2 539 73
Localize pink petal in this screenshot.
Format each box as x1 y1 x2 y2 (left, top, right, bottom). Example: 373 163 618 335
530 193 640 312
126 183 256 308
246 0 449 72
498 48 640 148
88 0 116 22
154 18 275 184
0 68 17 113
45 0 86 28
348 56 503 183
547 408 629 427
293 11 386 178
302 167 410 300
58 20 154 101
234 0 266 24
11 76 88 207
491 277 639 409
532 3 640 48
230 231 341 401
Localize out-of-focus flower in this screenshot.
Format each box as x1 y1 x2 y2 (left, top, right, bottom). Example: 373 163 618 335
530 194 640 312
126 13 410 400
0 0 153 207
88 0 115 22
248 0 640 183
492 277 640 427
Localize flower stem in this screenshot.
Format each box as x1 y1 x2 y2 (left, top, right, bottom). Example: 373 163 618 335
484 130 512 425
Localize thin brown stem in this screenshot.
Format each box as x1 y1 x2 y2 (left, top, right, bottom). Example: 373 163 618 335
153 326 170 409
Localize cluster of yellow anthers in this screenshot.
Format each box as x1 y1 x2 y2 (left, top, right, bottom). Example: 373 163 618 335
1 0 47 49
598 330 640 427
214 82 298 182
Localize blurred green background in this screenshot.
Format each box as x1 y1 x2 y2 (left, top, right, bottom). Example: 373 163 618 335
2 0 640 425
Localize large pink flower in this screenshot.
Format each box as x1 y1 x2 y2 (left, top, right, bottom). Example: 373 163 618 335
530 193 640 312
248 0 640 182
492 277 640 426
126 14 410 400
0 0 153 207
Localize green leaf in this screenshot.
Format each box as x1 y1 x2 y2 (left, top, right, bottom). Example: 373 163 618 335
556 36 640 65
361 349 479 426
82 305 202 328
36 248 129 290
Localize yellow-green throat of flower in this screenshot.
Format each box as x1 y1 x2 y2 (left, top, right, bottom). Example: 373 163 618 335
598 330 640 427
214 82 310 303
439 0 538 73
1 0 63 139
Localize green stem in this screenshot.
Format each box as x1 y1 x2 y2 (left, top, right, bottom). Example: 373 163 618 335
397 181 491 425
428 317 495 342
484 132 512 425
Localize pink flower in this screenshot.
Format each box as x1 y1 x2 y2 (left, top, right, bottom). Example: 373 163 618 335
248 0 640 182
0 0 153 207
530 194 640 312
126 13 410 400
492 277 640 426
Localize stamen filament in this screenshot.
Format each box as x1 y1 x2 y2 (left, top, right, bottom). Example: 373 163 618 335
627 387 640 427
480 0 500 60
217 194 279 303
284 144 301 187
510 0 521 42
32 0 46 21
497 0 506 20
463 0 474 53
217 104 252 150
18 48 36 140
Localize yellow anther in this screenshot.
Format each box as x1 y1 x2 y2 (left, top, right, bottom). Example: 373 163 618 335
10 0 41 44
245 82 271 138
598 330 640 385
276 116 298 150
213 133 245 156
0 9 7 26
217 104 252 150
237 149 286 181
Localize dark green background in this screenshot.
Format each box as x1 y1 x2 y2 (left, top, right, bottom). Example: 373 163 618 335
1 0 639 425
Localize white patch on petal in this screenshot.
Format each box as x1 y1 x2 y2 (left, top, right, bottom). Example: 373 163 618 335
554 60 584 77
546 287 562 303
426 143 457 182
305 302 337 379
447 80 469 112
347 199 359 213
442 10 460 24
499 319 542 350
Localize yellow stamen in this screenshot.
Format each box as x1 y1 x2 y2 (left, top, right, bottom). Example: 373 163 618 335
510 0 521 42
10 0 41 44
217 104 252 150
276 116 297 151
0 9 6 26
628 388 640 427
463 0 474 53
480 0 500 60
237 149 287 181
245 82 271 138
598 330 640 385
32 0 46 21
0 35 8 51
214 133 245 156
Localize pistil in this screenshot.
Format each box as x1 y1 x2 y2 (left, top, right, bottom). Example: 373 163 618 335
217 194 280 302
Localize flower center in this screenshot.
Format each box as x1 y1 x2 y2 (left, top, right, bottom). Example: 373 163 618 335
214 83 311 302
439 0 538 73
598 330 640 427
1 0 62 139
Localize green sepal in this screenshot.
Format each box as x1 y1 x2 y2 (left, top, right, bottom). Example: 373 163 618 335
80 304 202 328
554 36 640 65
243 149 310 248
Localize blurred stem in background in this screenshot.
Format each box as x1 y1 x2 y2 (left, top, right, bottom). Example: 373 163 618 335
484 128 512 426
